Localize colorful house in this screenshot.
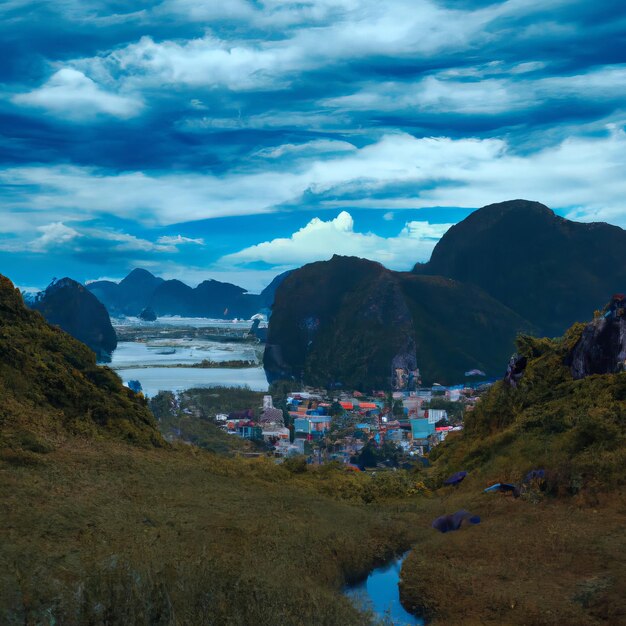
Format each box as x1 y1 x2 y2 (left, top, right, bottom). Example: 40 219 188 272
410 418 435 440
294 416 332 438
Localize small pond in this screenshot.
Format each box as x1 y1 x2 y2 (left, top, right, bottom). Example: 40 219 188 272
344 553 423 625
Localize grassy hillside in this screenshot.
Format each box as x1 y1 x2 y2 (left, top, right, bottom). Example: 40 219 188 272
398 317 626 624
428 325 626 494
0 272 427 625
0 441 428 625
0 275 162 452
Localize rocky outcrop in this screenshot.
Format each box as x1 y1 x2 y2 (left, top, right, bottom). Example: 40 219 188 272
31 277 117 361
568 295 626 379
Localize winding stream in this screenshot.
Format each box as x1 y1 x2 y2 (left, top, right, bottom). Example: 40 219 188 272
344 553 423 625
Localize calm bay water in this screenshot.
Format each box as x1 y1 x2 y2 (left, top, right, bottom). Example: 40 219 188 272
111 341 258 367
115 366 269 397
109 318 268 396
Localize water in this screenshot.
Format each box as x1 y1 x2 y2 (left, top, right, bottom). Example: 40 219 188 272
345 553 423 626
114 316 262 329
116 366 269 397
110 341 258 368
108 317 268 396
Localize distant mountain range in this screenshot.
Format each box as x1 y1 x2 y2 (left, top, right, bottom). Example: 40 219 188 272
88 268 291 319
265 200 626 388
30 277 117 361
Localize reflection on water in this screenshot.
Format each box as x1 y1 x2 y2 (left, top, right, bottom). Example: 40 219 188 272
345 553 423 626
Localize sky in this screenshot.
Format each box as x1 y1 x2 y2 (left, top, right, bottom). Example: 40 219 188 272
1 0 626 293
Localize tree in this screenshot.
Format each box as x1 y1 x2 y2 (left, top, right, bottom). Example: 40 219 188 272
330 401 344 417
358 441 378 468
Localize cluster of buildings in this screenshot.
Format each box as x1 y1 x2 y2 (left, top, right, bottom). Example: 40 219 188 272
216 384 487 462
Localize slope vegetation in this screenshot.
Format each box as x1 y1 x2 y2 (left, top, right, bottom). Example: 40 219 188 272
399 311 626 624
0 275 162 451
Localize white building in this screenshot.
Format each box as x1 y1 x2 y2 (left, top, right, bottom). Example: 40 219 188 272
427 409 448 424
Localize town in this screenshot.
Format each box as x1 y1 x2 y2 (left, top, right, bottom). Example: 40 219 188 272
203 381 492 468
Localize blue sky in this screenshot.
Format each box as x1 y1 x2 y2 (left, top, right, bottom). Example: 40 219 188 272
2 0 626 292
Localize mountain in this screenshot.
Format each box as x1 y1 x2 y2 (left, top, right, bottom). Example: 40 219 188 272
30 277 117 361
265 255 533 388
88 268 164 316
149 279 196 316
0 275 162 448
87 268 287 319
415 199 626 337
258 270 293 308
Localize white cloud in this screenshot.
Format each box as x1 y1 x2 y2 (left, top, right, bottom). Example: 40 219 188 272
30 222 81 251
383 211 394 221
13 68 143 120
324 65 626 116
156 234 204 246
221 211 452 269
9 221 205 255
3 127 626 228
254 139 356 159
68 1 515 92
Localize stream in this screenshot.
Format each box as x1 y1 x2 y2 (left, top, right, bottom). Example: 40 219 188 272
344 553 424 625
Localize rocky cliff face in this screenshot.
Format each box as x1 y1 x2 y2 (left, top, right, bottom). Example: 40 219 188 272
568 297 626 379
31 277 117 361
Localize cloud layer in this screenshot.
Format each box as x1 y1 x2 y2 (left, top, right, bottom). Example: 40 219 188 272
2 0 626 289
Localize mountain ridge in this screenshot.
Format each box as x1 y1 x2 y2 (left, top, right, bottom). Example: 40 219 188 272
414 199 626 336
88 268 291 319
265 255 534 387
266 200 626 388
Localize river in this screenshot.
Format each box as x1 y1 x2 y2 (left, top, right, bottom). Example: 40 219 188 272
344 553 423 625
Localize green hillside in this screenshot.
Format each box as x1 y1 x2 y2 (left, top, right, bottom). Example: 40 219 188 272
0 275 163 452
397 312 626 624
429 322 626 493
